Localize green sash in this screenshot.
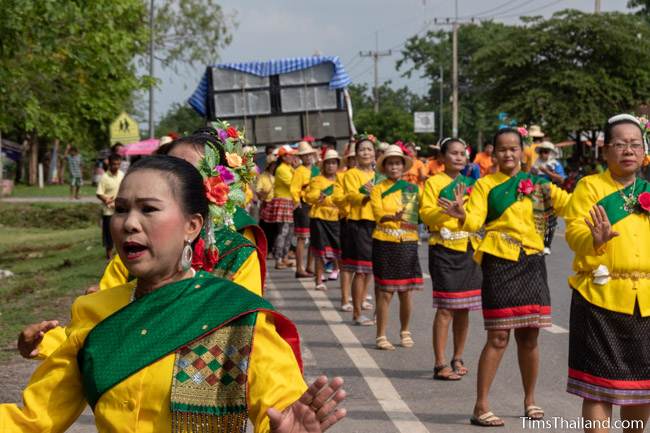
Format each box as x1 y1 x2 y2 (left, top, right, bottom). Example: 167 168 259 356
597 178 650 226
359 172 386 195
233 206 256 233
486 172 549 223
322 184 334 196
78 272 273 409
212 227 256 280
439 175 476 201
311 165 320 178
381 179 420 225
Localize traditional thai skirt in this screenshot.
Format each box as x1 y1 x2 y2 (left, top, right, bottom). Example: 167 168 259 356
309 218 341 260
567 289 650 405
429 244 482 310
261 197 294 223
340 219 375 274
372 238 423 293
293 203 311 239
481 251 551 330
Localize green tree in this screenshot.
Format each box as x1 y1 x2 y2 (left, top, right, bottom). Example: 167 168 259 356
155 103 206 137
472 10 650 144
629 0 650 16
349 83 435 146
397 21 510 147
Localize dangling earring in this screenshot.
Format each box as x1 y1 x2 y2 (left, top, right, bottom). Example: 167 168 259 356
180 240 193 272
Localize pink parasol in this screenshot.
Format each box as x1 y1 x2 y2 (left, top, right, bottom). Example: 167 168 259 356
121 138 160 156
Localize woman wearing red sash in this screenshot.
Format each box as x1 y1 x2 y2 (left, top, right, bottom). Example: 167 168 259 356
1 156 346 433
565 114 650 432
442 127 571 426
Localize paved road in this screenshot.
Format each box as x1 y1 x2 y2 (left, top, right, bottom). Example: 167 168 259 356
12 222 621 432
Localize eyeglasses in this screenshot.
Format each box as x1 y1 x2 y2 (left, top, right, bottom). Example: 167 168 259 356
608 142 645 152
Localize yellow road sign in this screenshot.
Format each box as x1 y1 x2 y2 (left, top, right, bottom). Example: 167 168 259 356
110 112 140 145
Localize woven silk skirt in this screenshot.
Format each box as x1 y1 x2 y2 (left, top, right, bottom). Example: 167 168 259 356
567 289 650 405
429 244 482 310
309 218 341 260
372 239 423 293
293 203 311 239
481 251 551 330
262 197 294 224
341 219 375 274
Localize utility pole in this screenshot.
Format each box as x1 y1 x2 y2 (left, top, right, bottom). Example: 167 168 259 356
360 32 392 113
452 21 459 138
148 0 155 138
439 65 444 140
595 0 601 13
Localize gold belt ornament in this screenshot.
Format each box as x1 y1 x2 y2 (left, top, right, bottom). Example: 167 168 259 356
378 226 417 238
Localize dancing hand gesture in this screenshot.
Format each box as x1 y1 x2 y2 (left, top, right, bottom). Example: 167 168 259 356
438 183 467 223
268 376 347 433
585 205 619 252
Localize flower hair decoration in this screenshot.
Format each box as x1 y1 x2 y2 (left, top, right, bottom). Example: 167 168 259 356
355 132 377 146
517 126 533 146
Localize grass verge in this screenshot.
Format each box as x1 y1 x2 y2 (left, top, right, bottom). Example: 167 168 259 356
10 184 96 198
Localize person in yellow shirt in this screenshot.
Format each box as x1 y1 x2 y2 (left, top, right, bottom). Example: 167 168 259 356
370 145 423 350
305 149 342 291
420 137 482 381
441 127 571 427
290 141 319 278
267 146 298 269
333 146 354 312
96 153 125 259
334 136 378 325
473 143 494 177
522 124 544 172
565 114 650 430
2 155 347 433
258 153 278 249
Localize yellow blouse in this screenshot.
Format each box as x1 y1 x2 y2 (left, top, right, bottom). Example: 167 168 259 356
290 165 313 204
370 179 422 243
566 171 650 316
273 163 293 200
463 171 571 263
332 171 349 219
255 172 274 203
340 167 375 221
420 173 478 252
36 251 262 359
0 282 307 433
304 175 339 222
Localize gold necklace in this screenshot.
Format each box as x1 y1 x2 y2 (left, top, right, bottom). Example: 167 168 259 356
615 176 637 212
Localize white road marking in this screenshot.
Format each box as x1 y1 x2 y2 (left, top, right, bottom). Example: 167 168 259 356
423 273 431 279
543 324 569 334
289 277 430 433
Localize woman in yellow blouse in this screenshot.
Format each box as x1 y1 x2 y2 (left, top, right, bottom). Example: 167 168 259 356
265 146 298 269
333 143 354 311
2 156 347 433
441 127 571 427
420 137 482 380
305 149 342 291
565 114 650 430
257 153 278 251
290 141 319 278
370 145 423 350
334 137 377 325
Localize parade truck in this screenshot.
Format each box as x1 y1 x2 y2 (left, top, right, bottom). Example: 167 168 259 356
188 56 355 152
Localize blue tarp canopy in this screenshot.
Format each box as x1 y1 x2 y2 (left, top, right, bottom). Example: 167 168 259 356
188 55 352 117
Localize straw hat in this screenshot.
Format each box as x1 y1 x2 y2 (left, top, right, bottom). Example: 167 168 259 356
535 141 559 156
322 149 341 162
376 144 413 174
529 125 545 138
296 141 317 155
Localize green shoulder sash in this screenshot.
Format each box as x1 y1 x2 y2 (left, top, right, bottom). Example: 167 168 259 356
322 184 334 196
381 179 419 198
233 206 256 233
597 178 650 226
311 165 320 178
233 206 268 282
359 172 386 195
439 175 475 201
212 227 256 281
78 272 274 408
486 172 549 223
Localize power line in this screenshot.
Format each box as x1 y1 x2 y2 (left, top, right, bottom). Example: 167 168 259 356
485 0 565 19
460 0 526 18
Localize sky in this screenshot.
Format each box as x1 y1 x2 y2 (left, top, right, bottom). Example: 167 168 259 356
149 0 630 123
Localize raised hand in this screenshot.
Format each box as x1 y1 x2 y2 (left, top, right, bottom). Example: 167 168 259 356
17 320 60 359
439 183 467 222
268 376 347 433
585 205 619 252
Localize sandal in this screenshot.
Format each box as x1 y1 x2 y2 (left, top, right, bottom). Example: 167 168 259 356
400 331 414 348
340 303 353 312
354 315 375 326
295 271 314 278
470 411 505 427
524 405 544 420
315 283 327 291
275 263 288 270
451 358 468 376
376 336 395 351
433 364 462 381
362 301 374 310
